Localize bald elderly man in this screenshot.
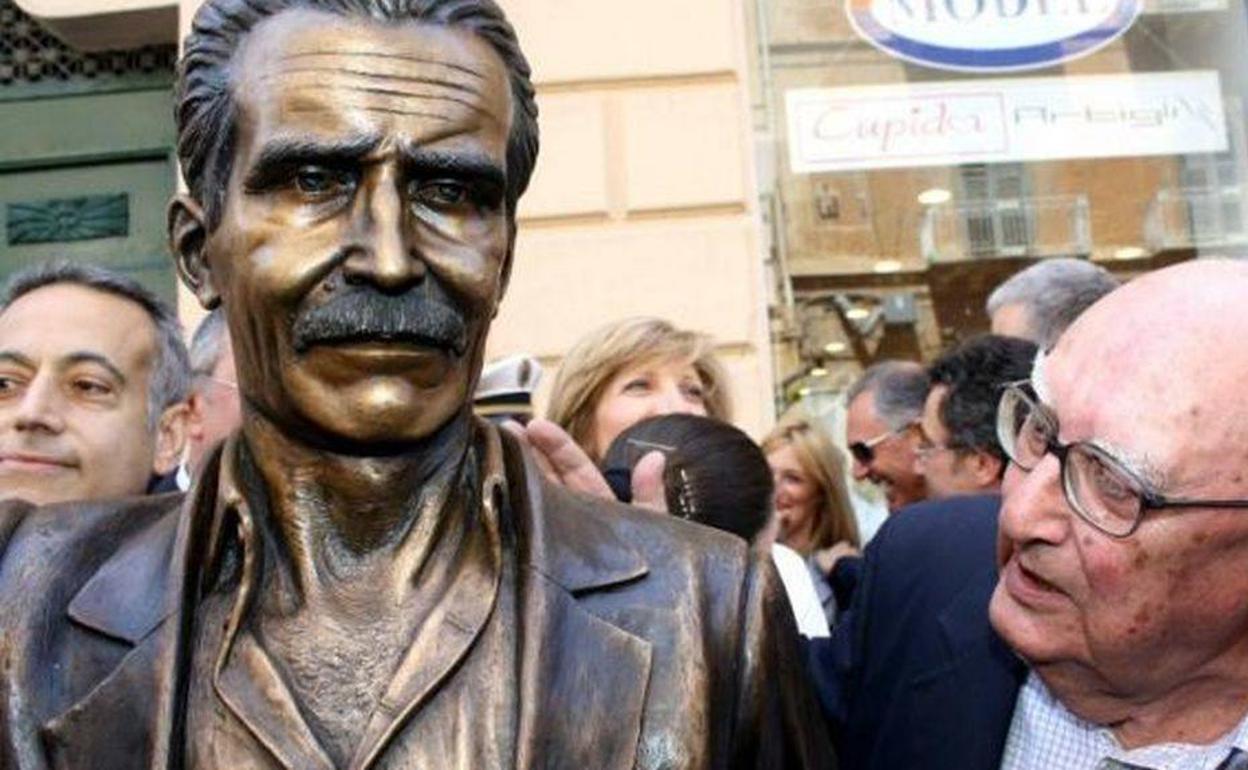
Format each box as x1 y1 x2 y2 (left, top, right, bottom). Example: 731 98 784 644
810 259 1248 770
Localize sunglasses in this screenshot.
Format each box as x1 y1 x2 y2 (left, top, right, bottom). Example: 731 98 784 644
848 422 915 465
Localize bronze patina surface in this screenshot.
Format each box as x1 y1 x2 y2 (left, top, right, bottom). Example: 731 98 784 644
0 1 835 768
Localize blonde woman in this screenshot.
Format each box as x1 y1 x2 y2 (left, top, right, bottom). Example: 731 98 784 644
763 411 861 623
511 317 731 507
546 317 732 461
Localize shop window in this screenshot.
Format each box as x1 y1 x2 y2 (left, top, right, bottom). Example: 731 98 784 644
957 164 1033 258
1180 125 1247 244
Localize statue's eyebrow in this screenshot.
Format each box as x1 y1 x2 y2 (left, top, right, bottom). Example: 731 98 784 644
400 145 505 190
242 134 382 189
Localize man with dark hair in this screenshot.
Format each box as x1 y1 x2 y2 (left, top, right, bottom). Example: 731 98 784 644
917 335 1037 499
986 258 1118 350
0 261 191 504
844 361 929 511
0 2 830 768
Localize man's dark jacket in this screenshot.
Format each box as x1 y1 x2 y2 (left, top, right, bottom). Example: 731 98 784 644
0 426 834 769
806 494 1027 770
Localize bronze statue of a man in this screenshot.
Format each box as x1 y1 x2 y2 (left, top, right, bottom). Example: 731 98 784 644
0 1 833 768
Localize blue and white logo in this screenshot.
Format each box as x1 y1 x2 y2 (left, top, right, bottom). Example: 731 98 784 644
847 0 1143 73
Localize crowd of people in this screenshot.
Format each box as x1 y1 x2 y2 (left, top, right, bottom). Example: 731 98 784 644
1 0 1247 767
8 244 1246 770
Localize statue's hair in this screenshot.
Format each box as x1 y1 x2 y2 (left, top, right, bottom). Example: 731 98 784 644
176 0 539 228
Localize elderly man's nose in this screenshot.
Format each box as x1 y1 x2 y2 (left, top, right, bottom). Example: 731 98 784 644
343 177 427 292
999 455 1069 545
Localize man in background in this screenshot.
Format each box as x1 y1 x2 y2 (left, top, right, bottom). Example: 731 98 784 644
916 335 1036 499
844 361 929 512
183 308 240 477
987 258 1118 349
0 261 190 505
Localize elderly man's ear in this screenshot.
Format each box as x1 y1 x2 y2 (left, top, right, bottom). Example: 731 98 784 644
168 195 220 310
152 401 193 477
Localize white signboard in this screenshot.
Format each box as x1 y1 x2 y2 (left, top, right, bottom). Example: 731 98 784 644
848 0 1142 72
787 70 1228 174
1143 0 1227 12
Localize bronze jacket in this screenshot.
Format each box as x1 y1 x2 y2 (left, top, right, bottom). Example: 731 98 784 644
0 428 834 770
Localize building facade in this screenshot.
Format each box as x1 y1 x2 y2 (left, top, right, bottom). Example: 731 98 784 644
4 0 1248 434
2 0 775 434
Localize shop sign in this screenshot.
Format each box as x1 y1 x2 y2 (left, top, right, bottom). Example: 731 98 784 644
847 0 1143 72
1143 0 1227 12
787 70 1227 173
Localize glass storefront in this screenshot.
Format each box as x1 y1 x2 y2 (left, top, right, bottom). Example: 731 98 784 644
749 0 1248 408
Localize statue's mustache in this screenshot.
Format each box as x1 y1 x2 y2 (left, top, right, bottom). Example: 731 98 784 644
291 288 468 356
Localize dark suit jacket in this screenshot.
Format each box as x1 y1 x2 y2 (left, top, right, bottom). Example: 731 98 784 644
0 426 834 770
807 494 1027 770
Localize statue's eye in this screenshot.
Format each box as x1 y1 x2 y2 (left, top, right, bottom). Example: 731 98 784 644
294 166 348 196
414 180 471 208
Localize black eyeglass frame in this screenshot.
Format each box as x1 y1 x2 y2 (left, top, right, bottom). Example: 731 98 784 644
997 382 1248 538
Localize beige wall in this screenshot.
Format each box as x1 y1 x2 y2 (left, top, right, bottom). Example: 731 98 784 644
17 0 175 51
170 0 773 435
497 0 773 434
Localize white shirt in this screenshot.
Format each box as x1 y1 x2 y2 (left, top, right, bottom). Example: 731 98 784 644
770 543 831 638
1002 672 1248 770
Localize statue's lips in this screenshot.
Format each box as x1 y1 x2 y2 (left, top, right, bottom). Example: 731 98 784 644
299 331 465 357
299 334 462 374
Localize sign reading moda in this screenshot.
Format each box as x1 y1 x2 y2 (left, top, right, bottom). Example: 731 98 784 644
786 70 1227 174
848 0 1142 72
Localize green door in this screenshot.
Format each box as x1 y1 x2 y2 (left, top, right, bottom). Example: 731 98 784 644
0 155 177 301
0 0 179 301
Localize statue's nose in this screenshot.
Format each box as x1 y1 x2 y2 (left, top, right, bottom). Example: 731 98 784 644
343 170 426 293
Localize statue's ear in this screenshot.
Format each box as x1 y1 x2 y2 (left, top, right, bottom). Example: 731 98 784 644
168 194 220 309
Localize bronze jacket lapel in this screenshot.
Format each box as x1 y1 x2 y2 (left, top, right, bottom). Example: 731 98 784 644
505 436 653 770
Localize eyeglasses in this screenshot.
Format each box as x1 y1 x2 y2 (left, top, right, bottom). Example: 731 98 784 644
912 421 967 461
196 374 238 391
996 383 1248 537
915 442 965 462
849 422 914 465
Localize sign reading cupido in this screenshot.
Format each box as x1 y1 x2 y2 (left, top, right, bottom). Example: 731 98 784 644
786 71 1227 174
847 0 1142 72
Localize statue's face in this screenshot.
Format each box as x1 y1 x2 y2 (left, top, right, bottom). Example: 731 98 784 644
192 10 514 446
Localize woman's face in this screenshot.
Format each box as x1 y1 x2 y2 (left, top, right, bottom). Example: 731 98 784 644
767 442 823 552
589 357 708 459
